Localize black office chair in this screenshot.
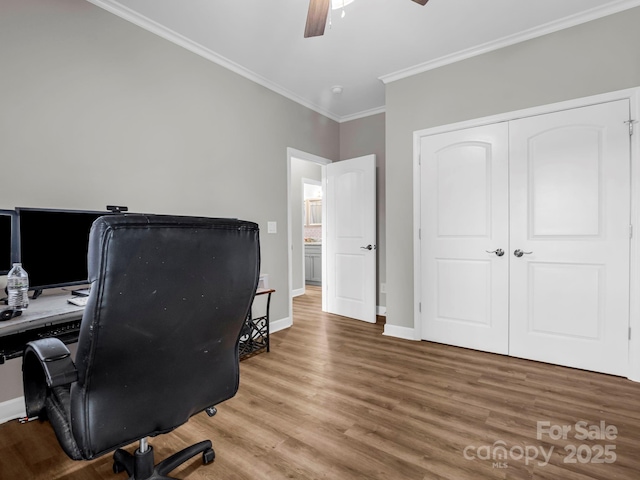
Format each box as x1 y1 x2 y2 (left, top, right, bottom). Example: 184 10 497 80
21 214 260 479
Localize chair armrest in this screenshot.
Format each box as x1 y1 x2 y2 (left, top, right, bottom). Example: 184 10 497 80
22 338 78 418
24 338 78 387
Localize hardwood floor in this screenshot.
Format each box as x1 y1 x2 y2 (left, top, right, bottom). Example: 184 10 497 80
2 285 640 479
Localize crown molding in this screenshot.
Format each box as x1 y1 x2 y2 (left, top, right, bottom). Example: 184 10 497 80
87 0 341 123
339 106 386 123
87 0 638 122
380 0 640 84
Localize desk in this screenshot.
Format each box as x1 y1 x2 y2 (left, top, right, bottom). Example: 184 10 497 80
0 290 84 364
0 288 274 364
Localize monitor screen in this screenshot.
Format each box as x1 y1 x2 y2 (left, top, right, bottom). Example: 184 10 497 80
16 208 109 292
0 210 16 275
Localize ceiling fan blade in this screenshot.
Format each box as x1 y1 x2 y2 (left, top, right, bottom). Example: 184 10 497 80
411 0 429 5
304 0 331 38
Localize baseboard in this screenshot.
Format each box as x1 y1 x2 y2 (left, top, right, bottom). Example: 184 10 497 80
0 396 25 424
383 324 420 341
270 316 292 334
292 288 305 297
377 306 387 316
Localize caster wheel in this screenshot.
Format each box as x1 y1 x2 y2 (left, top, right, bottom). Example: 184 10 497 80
203 448 215 465
113 461 126 474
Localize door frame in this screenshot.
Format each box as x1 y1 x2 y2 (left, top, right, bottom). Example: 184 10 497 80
287 148 332 326
413 87 640 381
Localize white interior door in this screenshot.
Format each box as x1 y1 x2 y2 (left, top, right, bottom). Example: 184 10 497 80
421 123 510 354
509 100 631 376
324 155 376 323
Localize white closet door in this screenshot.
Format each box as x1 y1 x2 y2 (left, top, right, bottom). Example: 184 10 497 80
421 123 510 354
509 100 630 376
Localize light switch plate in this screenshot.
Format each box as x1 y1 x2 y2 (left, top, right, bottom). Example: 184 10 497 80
267 221 277 234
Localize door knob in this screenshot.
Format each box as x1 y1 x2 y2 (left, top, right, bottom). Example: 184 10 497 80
514 249 533 258
360 244 375 250
485 249 505 257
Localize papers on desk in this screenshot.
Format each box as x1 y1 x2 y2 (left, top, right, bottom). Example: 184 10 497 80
68 296 89 307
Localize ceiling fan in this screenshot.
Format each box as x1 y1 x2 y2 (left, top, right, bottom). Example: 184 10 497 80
304 0 429 38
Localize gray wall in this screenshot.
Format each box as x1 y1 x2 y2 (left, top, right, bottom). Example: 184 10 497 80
290 158 322 293
340 113 386 309
0 0 338 403
385 7 640 329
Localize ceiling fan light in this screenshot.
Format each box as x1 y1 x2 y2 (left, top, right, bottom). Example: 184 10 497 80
331 0 354 10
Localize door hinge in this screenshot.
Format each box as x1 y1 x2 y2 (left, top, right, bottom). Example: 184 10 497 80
630 225 633 239
418 228 421 240
625 120 636 136
419 302 422 313
418 154 421 166
629 327 632 340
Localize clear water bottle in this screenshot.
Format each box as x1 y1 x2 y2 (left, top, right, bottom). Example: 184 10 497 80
7 263 29 310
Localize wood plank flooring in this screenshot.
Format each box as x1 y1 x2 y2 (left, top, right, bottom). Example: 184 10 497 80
1 285 640 479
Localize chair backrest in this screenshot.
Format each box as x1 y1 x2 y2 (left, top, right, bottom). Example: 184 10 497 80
70 214 260 459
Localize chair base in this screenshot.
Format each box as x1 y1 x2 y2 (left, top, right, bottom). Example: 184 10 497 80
112 440 214 480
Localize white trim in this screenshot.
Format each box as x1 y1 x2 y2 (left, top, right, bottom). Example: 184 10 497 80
87 1 385 124
270 316 293 334
414 88 640 139
413 130 423 342
339 106 386 123
413 87 640 381
0 396 25 425
380 0 640 84
376 306 387 317
87 1 640 122
628 90 640 381
322 170 328 313
292 288 305 298
288 148 333 167
383 324 420 341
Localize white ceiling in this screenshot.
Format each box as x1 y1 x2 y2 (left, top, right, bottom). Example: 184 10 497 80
89 0 640 122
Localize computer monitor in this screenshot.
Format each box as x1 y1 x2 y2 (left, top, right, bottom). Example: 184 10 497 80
0 210 17 275
16 208 109 295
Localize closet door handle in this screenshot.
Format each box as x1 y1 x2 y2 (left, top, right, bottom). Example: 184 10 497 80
486 249 504 257
514 249 533 258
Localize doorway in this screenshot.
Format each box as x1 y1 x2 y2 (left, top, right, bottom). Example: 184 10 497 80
303 179 323 288
287 148 331 325
287 149 378 325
